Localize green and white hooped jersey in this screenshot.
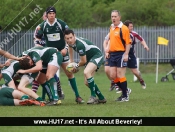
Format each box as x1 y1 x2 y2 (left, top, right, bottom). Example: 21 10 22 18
1 60 20 77
22 46 58 66
38 18 69 51
70 37 103 62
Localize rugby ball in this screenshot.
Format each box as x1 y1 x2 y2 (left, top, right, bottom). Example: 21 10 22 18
66 62 77 73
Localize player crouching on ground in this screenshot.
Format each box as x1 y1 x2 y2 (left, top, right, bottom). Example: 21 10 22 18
64 29 106 104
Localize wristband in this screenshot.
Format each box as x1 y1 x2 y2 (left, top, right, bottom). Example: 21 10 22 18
75 64 79 68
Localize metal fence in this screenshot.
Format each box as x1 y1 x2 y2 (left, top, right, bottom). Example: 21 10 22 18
0 26 175 63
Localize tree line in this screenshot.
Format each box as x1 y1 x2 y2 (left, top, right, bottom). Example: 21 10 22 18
0 0 175 30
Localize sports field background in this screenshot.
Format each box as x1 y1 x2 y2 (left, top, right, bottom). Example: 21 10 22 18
0 63 175 132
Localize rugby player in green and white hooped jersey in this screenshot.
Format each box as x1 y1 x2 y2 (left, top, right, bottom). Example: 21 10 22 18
64 29 107 104
17 46 63 105
35 6 84 104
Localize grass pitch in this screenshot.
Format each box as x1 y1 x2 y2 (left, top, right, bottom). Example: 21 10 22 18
0 64 175 132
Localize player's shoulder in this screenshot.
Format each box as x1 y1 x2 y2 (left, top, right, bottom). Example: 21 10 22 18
131 31 139 35
56 18 66 24
40 20 46 26
121 24 129 31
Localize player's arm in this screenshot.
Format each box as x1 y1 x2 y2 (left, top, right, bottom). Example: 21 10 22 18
103 33 110 59
0 49 21 61
140 40 149 51
103 33 110 53
78 55 87 67
60 21 69 56
123 29 131 61
134 32 149 51
68 46 74 62
73 45 87 72
72 55 86 73
17 60 42 74
35 23 44 39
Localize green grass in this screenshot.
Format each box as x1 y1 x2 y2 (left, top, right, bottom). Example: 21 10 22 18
0 64 175 132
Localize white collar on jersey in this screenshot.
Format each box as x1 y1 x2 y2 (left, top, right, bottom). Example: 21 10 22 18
111 21 123 30
46 18 57 26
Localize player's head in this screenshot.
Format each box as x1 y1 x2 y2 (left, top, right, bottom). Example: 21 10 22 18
111 10 121 26
64 29 76 46
124 20 133 32
46 6 56 22
19 57 33 70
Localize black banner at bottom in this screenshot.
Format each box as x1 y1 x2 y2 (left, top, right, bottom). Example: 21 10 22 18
0 117 175 126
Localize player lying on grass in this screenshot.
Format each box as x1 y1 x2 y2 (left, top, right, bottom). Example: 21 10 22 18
64 29 106 104
17 45 63 105
0 87 45 106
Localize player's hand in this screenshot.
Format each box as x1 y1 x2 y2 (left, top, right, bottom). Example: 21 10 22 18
71 64 79 73
123 53 129 61
61 48 67 56
36 25 41 30
16 69 26 74
0 63 5 68
105 52 110 59
144 46 149 51
4 60 11 66
17 56 26 61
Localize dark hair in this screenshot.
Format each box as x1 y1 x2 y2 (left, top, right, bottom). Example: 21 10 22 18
124 20 133 27
64 29 75 36
19 57 32 70
0 26 2 30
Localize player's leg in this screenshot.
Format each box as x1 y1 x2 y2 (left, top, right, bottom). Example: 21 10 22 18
52 52 65 99
54 74 65 100
1 72 17 89
62 62 84 103
128 54 146 89
45 65 59 102
110 52 129 102
85 55 106 104
116 53 129 102
104 58 119 91
0 88 16 106
36 72 54 101
32 80 40 93
17 75 43 102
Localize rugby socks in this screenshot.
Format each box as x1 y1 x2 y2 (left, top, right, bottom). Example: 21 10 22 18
32 80 40 93
21 95 29 100
94 84 105 100
41 81 53 101
119 77 127 97
87 77 96 97
69 78 80 98
54 74 62 95
114 78 121 88
48 77 59 100
36 97 44 101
